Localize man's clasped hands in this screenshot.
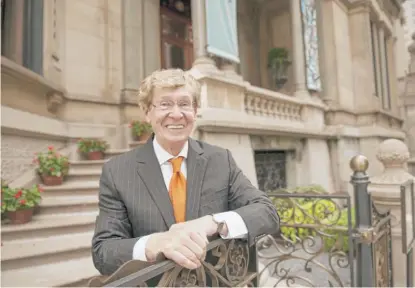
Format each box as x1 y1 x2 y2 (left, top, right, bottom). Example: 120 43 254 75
144 215 223 270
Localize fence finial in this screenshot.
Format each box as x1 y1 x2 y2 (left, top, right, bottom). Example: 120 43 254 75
350 155 369 173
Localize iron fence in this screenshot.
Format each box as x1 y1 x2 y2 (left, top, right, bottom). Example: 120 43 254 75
88 155 396 287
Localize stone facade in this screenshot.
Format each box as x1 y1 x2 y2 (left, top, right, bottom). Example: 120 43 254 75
1 0 410 194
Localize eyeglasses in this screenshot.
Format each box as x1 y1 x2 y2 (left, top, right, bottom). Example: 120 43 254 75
152 100 196 112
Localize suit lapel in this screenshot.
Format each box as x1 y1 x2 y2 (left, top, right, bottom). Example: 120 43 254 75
136 136 176 228
186 138 208 221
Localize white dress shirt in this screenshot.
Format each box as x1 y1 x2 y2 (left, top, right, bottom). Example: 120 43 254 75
132 137 248 261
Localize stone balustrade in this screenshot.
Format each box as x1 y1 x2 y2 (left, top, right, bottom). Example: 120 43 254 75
244 85 303 122
191 71 327 137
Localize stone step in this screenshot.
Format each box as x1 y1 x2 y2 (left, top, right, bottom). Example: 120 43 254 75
69 159 107 172
128 141 146 148
66 168 102 182
38 195 98 216
1 231 94 270
41 181 99 197
104 148 129 159
1 255 99 287
1 213 97 241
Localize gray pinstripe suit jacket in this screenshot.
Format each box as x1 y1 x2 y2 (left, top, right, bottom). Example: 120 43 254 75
91 136 280 275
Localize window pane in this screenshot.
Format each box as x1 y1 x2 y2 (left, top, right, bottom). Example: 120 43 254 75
162 42 185 69
161 13 189 41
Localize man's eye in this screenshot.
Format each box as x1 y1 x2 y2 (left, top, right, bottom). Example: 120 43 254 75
160 102 171 108
179 102 191 107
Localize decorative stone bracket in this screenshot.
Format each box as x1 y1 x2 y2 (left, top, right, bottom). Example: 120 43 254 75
46 91 65 113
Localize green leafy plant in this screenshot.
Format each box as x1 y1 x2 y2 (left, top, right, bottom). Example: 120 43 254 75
129 120 152 138
269 185 355 252
77 138 109 154
1 184 43 213
267 47 289 68
34 146 69 177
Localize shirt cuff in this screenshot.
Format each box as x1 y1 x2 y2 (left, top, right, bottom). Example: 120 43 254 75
213 211 248 239
132 235 151 261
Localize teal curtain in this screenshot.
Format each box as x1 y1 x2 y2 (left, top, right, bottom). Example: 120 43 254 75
205 0 239 63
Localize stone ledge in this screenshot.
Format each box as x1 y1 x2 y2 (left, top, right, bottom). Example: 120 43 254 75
1 57 66 113
325 124 406 139
1 106 117 140
325 107 403 128
196 108 332 139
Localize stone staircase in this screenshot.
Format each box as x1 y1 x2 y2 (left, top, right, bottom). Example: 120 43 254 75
1 144 142 287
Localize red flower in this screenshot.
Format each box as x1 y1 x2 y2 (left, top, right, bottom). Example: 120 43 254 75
37 185 44 192
14 190 22 199
19 199 26 205
48 145 54 151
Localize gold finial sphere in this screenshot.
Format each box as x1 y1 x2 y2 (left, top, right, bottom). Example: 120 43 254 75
350 155 369 172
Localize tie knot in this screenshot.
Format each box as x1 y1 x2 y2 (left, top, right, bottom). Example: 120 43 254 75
169 156 184 173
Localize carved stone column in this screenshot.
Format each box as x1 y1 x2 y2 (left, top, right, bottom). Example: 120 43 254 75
290 0 308 98
121 0 145 101
349 3 376 110
190 0 217 72
404 34 415 173
369 139 415 287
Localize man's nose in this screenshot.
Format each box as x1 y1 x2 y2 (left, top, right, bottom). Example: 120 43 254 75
168 105 183 118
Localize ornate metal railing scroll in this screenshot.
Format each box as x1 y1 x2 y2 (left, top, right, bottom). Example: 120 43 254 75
371 204 394 287
257 192 355 287
88 238 257 287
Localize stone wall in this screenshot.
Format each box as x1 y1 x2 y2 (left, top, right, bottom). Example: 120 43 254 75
1 134 66 183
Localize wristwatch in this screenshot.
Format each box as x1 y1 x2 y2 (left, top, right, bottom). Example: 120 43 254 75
211 214 225 235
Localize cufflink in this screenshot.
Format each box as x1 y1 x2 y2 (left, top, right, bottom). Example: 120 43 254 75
211 214 225 234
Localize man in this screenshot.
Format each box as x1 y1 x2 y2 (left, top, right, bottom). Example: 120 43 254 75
92 69 279 276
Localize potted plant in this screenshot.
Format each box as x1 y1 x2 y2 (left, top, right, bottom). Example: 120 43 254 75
34 146 69 186
129 121 152 142
267 47 291 89
1 184 43 224
77 138 109 160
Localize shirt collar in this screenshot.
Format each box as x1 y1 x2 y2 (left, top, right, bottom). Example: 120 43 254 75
153 136 188 165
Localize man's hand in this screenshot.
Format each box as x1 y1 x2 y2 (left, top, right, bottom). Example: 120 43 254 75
145 228 209 270
144 216 220 270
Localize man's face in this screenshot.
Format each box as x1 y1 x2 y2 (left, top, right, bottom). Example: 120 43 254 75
146 86 197 148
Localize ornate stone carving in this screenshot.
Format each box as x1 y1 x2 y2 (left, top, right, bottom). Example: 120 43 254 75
376 139 410 168
1 135 65 183
46 91 65 113
371 139 413 185
244 92 302 121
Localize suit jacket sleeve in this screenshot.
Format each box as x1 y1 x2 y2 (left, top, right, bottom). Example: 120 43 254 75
226 149 280 245
92 162 140 275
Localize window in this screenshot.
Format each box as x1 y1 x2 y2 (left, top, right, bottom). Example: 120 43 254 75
370 21 379 97
369 20 392 110
1 0 43 75
254 151 287 192
383 36 391 109
160 0 193 70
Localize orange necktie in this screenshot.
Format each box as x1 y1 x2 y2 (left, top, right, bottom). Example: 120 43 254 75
168 156 186 223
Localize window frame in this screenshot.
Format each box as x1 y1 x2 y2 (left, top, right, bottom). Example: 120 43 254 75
159 6 193 70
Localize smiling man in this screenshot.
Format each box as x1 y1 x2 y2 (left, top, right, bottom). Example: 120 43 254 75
91 69 280 275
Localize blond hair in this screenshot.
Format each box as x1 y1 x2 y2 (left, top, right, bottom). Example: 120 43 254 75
137 69 201 113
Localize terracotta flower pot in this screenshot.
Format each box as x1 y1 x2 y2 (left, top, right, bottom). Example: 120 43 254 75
87 151 104 160
41 175 63 186
7 207 34 224
135 132 151 142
